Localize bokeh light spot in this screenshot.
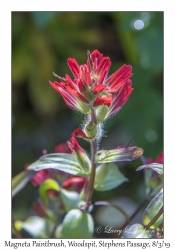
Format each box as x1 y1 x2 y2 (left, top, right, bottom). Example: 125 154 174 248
134 20 144 30
145 130 158 143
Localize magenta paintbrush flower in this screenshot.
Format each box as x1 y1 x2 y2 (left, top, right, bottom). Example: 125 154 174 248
49 50 133 121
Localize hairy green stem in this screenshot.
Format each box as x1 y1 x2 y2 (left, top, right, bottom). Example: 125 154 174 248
85 109 97 207
85 140 97 204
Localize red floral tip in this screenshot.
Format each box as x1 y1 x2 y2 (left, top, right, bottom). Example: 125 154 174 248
76 79 88 94
116 146 122 149
67 58 80 78
71 128 94 139
98 70 108 85
67 137 84 152
54 142 71 154
146 152 163 165
146 158 153 164
49 81 89 113
67 137 90 169
107 79 134 118
93 96 112 107
91 85 106 95
47 189 58 198
61 84 88 103
65 74 77 90
106 64 133 93
79 65 92 86
85 71 92 86
31 170 51 187
155 152 163 164
42 149 47 155
90 50 103 65
62 177 85 191
73 89 89 103
24 163 51 187
96 57 111 76
49 80 60 91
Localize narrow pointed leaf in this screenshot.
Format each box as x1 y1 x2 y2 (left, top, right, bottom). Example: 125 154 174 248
39 179 60 206
95 147 143 163
12 170 36 198
94 163 128 191
60 188 80 212
122 224 152 238
137 163 163 180
27 153 90 177
143 189 163 229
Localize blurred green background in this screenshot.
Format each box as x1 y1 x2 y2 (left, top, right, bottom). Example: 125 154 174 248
12 12 163 235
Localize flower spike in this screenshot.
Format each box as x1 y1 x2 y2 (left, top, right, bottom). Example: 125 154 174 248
50 50 133 119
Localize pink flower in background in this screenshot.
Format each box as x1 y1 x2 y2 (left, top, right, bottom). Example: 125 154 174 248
146 152 163 164
62 177 86 192
25 142 86 194
54 142 71 154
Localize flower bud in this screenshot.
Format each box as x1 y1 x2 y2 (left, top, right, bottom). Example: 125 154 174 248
67 137 91 172
85 121 97 137
95 105 109 123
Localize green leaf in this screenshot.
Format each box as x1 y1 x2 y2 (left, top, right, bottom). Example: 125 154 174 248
94 163 128 191
62 209 94 238
15 216 50 238
144 169 157 188
55 224 63 238
60 188 80 212
95 147 143 163
137 163 163 180
39 179 60 206
144 168 162 197
143 189 163 229
147 185 162 198
12 170 36 198
122 224 152 238
27 153 90 177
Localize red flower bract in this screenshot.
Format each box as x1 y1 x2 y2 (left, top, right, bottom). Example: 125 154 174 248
71 128 95 140
50 50 133 120
67 137 91 170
